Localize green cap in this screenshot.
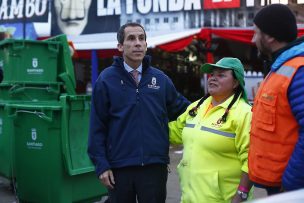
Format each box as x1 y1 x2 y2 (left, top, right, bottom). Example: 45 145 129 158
201 57 248 103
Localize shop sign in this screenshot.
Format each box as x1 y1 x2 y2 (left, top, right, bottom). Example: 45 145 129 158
204 0 240 9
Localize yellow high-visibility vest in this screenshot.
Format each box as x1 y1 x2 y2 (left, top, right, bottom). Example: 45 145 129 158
170 95 252 203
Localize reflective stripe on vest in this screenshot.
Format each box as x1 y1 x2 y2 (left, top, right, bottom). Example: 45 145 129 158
185 123 195 128
276 66 295 78
201 126 236 138
184 123 236 138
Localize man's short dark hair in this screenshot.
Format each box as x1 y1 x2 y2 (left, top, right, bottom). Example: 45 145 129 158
117 23 146 44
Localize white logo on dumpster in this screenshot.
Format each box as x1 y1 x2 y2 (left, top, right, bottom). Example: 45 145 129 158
32 58 38 68
27 128 43 150
31 128 37 140
27 57 44 74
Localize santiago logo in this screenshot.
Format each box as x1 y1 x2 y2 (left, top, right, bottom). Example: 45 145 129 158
31 128 37 141
32 58 38 68
148 77 160 89
27 128 43 149
27 58 44 74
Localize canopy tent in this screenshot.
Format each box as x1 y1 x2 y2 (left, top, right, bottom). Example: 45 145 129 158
69 27 304 51
70 26 304 86
71 26 304 59
158 27 304 52
67 29 201 50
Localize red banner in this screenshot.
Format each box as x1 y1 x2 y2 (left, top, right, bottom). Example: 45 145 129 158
204 0 240 10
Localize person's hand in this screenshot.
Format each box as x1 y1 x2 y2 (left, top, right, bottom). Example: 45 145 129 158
99 170 115 189
231 193 243 203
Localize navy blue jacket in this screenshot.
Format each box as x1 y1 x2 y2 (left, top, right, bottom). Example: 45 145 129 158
88 56 190 176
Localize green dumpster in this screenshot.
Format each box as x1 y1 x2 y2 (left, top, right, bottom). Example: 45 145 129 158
0 82 62 102
0 39 60 83
44 35 77 95
0 102 15 179
7 95 107 203
0 38 77 95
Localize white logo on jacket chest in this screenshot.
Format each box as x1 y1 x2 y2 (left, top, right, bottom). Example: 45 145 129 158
148 77 160 89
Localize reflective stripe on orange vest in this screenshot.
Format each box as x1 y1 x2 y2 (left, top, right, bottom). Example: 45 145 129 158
249 57 303 187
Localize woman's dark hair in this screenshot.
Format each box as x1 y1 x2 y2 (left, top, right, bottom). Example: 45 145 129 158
189 71 243 124
117 23 147 44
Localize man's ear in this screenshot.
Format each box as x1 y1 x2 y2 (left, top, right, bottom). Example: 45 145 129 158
264 34 275 44
117 43 123 52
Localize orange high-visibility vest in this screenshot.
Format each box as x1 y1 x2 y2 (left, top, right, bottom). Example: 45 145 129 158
249 57 303 187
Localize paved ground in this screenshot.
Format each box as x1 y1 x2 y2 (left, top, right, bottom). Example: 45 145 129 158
0 145 267 203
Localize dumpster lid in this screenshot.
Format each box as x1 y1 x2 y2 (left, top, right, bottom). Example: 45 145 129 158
0 38 59 47
44 35 76 95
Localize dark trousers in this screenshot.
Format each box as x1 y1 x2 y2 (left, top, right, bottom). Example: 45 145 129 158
254 183 281 195
108 164 168 203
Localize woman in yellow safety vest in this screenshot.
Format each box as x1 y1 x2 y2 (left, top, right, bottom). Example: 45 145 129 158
170 57 253 203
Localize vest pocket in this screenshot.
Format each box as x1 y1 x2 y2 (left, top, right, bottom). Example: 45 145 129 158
177 162 222 202
255 94 277 132
253 152 287 183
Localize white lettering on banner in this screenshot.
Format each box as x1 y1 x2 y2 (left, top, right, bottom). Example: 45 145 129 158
34 0 47 16
184 0 201 10
126 0 133 14
97 0 106 16
108 0 121 15
26 0 35 17
168 0 183 11
0 0 47 20
96 0 302 15
9 0 23 19
261 0 288 6
137 0 152 14
97 0 202 16
0 0 9 19
98 0 121 16
153 0 167 12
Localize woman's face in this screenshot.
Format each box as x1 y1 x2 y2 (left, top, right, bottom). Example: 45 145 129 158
207 68 239 101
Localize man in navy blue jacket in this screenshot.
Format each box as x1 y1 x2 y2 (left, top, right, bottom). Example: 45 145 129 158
88 23 190 203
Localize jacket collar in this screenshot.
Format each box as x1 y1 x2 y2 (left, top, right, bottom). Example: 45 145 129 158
205 93 242 110
271 37 304 71
113 55 152 72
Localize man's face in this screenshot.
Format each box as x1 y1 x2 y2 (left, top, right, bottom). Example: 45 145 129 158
252 25 272 57
54 0 92 35
117 26 147 68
